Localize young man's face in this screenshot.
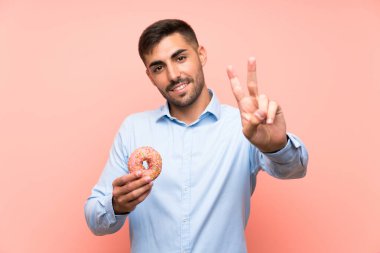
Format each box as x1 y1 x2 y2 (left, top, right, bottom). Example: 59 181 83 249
144 32 207 108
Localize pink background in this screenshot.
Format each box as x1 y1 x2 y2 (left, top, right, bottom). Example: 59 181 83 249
1 0 379 252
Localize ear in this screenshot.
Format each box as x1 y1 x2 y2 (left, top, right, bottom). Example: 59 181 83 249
197 46 207 66
146 69 156 86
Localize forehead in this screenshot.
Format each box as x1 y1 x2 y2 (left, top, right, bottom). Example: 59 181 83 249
144 33 195 64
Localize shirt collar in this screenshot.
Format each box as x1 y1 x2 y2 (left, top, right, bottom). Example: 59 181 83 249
155 89 221 122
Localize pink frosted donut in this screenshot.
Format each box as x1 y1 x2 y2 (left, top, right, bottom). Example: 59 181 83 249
128 146 162 180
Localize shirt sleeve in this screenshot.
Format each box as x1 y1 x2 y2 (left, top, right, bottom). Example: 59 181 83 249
252 133 309 179
84 120 130 236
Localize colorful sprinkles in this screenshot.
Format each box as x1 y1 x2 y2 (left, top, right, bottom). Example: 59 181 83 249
128 146 162 180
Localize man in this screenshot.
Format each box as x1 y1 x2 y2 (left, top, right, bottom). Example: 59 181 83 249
85 19 308 253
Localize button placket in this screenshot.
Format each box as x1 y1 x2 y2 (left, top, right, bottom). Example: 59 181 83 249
180 126 192 253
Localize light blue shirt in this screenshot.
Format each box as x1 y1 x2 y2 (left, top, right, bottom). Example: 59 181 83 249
84 90 308 253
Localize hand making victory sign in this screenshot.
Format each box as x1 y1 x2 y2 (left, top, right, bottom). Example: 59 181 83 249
227 57 288 153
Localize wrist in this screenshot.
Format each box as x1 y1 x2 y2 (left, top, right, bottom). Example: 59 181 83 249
260 135 288 153
112 196 131 215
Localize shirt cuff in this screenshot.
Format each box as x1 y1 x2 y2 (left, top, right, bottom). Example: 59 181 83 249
262 133 301 164
104 194 128 224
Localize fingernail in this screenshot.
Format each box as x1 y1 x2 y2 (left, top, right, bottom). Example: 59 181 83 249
242 113 251 121
227 65 235 78
254 110 265 120
266 118 273 124
248 57 256 63
144 176 151 182
136 170 141 176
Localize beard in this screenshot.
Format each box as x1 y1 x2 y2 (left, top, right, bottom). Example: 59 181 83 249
158 67 205 108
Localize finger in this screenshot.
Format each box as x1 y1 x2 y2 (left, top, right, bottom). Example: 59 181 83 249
126 188 152 208
258 94 269 114
266 100 278 124
247 57 259 97
227 65 245 102
116 176 152 196
123 181 153 203
112 170 142 187
253 109 267 125
113 184 152 213
242 109 267 134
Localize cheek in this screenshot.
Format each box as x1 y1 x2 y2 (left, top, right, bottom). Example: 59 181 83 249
152 75 168 89
181 63 197 77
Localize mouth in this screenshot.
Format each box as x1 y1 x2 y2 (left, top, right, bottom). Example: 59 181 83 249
170 80 190 92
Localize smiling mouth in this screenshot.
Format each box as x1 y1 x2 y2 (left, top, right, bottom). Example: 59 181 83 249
170 80 190 92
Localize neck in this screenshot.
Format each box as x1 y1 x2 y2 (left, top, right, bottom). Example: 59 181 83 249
169 86 211 125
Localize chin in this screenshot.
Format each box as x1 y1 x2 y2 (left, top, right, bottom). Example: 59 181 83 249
169 95 196 107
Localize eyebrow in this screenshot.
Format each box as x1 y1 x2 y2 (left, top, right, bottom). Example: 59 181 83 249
148 49 188 69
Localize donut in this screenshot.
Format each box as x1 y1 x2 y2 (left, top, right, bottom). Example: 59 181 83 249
128 146 162 180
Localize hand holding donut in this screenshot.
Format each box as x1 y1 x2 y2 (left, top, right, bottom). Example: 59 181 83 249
112 146 162 214
227 57 287 153
112 171 153 214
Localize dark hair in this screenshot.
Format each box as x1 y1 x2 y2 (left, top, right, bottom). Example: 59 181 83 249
138 19 199 62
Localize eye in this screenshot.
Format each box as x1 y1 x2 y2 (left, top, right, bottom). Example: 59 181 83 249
152 65 163 73
177 55 187 62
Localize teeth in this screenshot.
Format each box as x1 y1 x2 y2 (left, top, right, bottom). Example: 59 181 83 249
172 82 188 91
174 84 185 91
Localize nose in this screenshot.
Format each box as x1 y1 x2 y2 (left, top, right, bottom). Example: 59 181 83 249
166 63 180 81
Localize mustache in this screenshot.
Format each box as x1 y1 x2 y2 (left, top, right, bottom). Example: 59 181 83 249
166 77 193 92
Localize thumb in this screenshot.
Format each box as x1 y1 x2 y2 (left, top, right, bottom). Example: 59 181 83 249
242 109 266 134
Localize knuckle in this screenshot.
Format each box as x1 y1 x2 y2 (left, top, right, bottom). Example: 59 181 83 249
129 191 138 200
112 178 119 187
112 188 119 197
259 94 267 99
122 175 130 184
270 100 277 106
119 176 127 185
114 195 123 205
137 195 146 203
114 197 121 205
145 183 153 190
